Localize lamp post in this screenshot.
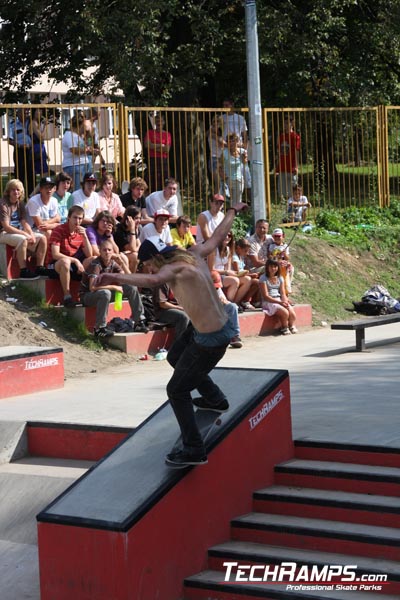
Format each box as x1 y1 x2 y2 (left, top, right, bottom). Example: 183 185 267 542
245 0 266 224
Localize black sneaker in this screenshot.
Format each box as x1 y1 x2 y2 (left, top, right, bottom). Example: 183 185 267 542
35 266 48 277
94 326 114 339
63 296 78 308
192 397 229 413
19 268 38 279
229 336 243 349
134 320 149 333
165 449 208 468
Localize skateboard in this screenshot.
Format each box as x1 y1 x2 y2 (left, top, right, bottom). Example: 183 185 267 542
169 408 224 456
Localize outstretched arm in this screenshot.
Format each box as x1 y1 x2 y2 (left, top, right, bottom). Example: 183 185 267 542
194 202 248 260
96 262 178 289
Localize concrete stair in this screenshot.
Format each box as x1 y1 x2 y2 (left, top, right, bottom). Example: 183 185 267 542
183 441 400 599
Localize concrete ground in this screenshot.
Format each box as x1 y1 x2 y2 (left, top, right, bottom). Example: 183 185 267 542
1 322 400 599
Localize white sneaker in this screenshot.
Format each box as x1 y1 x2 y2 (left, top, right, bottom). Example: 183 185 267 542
281 327 291 335
290 326 298 334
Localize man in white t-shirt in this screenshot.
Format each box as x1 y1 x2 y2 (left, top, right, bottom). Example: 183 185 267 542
145 177 179 223
221 99 248 147
26 176 61 239
139 209 173 244
71 172 101 225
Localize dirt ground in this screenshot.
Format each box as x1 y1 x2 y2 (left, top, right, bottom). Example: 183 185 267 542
0 279 136 379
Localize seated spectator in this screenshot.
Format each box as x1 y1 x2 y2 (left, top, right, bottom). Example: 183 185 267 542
144 113 171 192
232 238 260 308
98 173 124 219
196 193 225 245
259 258 297 335
287 184 311 222
84 211 129 270
211 270 242 349
245 218 273 272
26 176 61 239
209 231 252 309
151 281 190 339
267 228 294 294
145 177 178 223
71 172 101 225
53 172 73 223
46 205 92 307
0 179 47 278
171 215 196 248
139 209 173 244
119 177 151 223
61 114 88 192
114 206 141 273
79 239 148 338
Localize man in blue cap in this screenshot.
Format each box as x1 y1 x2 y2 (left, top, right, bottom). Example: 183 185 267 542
97 201 247 467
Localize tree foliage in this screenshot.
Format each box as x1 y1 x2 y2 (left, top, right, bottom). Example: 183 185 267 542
1 0 400 106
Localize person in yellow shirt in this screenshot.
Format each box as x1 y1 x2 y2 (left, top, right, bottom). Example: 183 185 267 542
171 215 196 248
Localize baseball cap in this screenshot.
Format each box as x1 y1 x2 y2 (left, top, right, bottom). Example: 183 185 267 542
273 228 283 236
138 236 177 262
39 176 56 187
153 209 170 219
210 270 223 289
212 193 225 203
83 172 98 183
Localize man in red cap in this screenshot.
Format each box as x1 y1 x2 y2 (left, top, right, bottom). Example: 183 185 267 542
97 201 248 467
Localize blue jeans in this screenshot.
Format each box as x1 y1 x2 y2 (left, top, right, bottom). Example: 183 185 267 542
166 323 229 452
64 164 87 193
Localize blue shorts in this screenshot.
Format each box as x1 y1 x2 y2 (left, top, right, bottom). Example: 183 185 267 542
193 316 237 348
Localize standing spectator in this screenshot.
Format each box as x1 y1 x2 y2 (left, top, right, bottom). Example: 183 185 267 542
221 99 248 147
71 172 101 226
145 177 179 223
119 177 151 223
259 258 297 335
245 219 274 271
288 184 311 222
114 206 142 273
82 108 105 172
79 239 148 338
196 193 225 245
62 114 88 192
171 215 196 248
46 205 92 307
152 281 190 339
276 114 301 199
8 108 32 192
219 134 247 205
139 209 173 244
0 179 47 278
207 115 226 192
144 113 171 192
26 176 60 239
53 172 73 224
98 173 124 219
26 108 49 193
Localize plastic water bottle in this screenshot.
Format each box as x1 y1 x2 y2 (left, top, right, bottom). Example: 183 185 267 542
114 291 123 311
154 349 168 361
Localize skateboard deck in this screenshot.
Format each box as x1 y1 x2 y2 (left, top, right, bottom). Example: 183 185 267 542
171 409 223 454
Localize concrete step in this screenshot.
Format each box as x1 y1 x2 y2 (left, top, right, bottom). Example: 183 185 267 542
207 540 400 594
294 440 400 469
253 485 400 528
274 459 400 497
184 569 399 599
231 512 400 561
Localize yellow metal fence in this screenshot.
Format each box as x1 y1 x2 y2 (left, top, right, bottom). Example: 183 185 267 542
1 103 399 219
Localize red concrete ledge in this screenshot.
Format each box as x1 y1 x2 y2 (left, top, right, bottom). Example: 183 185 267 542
0 243 36 280
295 439 400 468
0 346 64 399
27 422 133 462
239 303 312 336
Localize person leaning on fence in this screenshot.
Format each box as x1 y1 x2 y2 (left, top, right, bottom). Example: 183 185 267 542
219 133 247 205
145 177 179 224
46 204 92 307
0 179 47 278
79 239 149 339
275 114 300 200
62 114 89 192
171 215 196 248
53 172 73 224
259 258 297 335
119 177 152 224
143 113 171 193
26 176 61 239
114 206 141 273
26 108 50 193
8 108 32 191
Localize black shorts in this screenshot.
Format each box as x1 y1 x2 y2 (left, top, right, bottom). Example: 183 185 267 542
46 262 82 281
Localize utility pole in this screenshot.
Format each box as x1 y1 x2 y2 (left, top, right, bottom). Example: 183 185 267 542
245 0 266 224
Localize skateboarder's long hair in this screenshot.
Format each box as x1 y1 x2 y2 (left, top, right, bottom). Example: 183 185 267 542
151 248 197 268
